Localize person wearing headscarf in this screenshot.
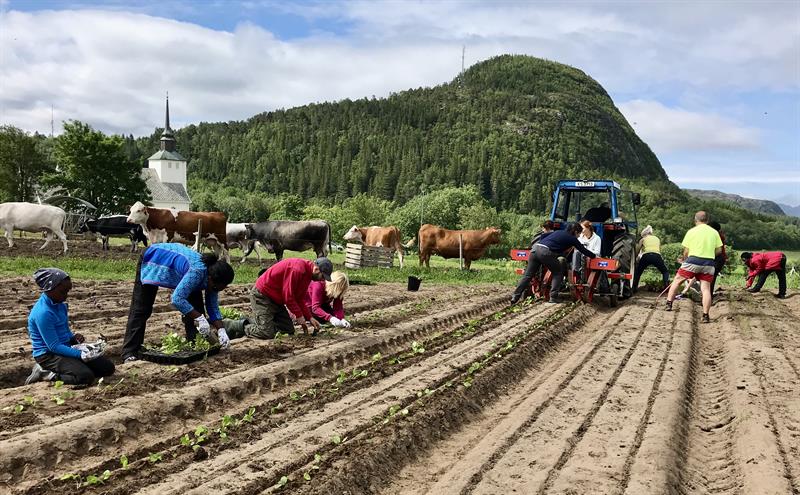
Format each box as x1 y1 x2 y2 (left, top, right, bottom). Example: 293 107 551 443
121 243 236 362
25 268 115 385
632 225 670 292
306 271 351 328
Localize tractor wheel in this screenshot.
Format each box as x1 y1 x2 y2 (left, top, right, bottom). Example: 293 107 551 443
609 281 619 307
612 233 636 299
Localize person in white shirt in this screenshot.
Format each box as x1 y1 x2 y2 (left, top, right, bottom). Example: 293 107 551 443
574 220 602 281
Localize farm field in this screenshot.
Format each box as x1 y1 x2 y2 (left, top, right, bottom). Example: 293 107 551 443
0 268 798 494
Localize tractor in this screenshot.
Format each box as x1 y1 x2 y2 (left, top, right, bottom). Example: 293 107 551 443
511 180 640 306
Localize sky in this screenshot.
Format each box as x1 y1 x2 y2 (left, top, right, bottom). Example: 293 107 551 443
1 0 799 206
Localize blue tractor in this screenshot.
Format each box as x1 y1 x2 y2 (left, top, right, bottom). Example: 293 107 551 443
522 180 640 301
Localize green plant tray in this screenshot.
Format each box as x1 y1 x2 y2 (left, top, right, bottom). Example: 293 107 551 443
141 346 220 365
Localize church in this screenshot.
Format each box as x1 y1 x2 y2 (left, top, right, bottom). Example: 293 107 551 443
142 96 191 211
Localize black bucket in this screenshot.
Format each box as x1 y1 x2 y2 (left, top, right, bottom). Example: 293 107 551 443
407 276 422 292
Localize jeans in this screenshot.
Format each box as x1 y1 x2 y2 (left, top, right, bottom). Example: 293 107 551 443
512 245 565 301
633 252 670 290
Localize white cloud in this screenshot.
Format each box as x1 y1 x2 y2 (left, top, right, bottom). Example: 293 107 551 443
618 100 761 153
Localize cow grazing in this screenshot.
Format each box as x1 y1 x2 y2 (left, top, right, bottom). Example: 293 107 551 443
343 225 407 268
126 202 229 260
0 202 69 253
244 220 330 261
80 215 148 252
418 224 502 269
226 222 266 263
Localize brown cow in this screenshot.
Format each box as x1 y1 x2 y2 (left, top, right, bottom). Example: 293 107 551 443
126 201 229 260
343 225 408 268
418 224 501 269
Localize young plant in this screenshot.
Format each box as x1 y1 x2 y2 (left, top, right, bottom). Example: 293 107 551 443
410 341 425 355
148 452 163 463
274 475 289 490
242 407 256 423
83 470 111 486
331 434 348 445
120 454 129 469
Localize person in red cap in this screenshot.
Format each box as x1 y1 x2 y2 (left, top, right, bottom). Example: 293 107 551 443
741 251 787 299
232 257 333 339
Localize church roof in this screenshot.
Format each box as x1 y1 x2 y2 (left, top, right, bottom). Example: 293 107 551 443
141 168 191 203
147 149 186 161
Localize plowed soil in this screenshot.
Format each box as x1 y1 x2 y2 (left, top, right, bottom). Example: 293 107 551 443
0 276 797 495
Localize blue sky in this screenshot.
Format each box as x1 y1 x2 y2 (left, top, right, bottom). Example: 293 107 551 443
2 0 798 206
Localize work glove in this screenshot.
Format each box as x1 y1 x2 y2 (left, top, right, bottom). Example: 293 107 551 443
340 318 351 329
217 328 230 350
194 315 211 337
329 316 344 327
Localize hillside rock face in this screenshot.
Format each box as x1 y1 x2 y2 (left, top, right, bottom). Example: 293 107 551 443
142 55 668 213
686 189 786 216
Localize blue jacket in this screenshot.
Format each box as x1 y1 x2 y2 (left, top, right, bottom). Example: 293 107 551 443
28 293 81 359
537 230 596 258
139 243 223 322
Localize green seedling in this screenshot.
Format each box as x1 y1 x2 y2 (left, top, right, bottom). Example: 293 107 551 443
383 404 409 424
416 388 433 398
463 377 473 388
13 404 24 414
59 472 83 487
307 388 317 398
351 369 368 379
242 407 256 423
467 362 482 375
335 370 347 384
167 366 179 373
388 357 402 365
23 396 36 406
148 452 163 464
289 391 302 401
303 471 312 481
410 341 425 355
331 434 348 445
120 454 129 469
83 470 111 486
180 434 192 446
270 402 283 415
53 380 64 389
274 332 286 345
371 352 382 363
274 475 289 490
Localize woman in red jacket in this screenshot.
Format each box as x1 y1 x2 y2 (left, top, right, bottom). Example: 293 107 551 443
741 251 787 299
306 271 351 328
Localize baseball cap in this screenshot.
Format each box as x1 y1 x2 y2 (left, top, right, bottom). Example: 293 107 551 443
314 257 333 281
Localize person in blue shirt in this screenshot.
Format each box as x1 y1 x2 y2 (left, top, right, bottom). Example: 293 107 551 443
511 222 597 304
121 243 235 362
25 268 115 385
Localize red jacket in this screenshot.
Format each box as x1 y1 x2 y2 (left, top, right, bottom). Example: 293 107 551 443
255 259 314 320
745 252 785 288
305 280 344 322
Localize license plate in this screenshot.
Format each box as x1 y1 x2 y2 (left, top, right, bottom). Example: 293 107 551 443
575 181 595 187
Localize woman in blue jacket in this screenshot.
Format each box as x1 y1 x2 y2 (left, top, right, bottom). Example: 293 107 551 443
121 243 235 362
25 268 115 385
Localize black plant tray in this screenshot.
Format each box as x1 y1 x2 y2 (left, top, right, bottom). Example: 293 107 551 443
140 346 220 365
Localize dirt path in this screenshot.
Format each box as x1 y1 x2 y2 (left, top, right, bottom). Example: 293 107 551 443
1 280 797 495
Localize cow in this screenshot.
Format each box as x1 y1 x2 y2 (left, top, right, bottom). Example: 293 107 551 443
226 222 267 263
126 202 229 260
343 225 408 268
244 220 331 261
0 202 69 253
79 215 148 252
417 224 502 269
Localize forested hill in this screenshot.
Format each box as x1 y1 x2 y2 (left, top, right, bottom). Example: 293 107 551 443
686 189 786 216
132 55 668 214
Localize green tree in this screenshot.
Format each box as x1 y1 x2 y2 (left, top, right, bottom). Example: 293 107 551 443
47 121 150 215
0 126 53 202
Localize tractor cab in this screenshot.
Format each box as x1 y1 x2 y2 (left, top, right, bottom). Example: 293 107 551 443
548 180 640 258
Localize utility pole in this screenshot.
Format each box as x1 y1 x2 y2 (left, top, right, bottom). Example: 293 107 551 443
50 105 54 137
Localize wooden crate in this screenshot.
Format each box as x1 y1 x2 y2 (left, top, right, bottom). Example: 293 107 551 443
344 243 394 269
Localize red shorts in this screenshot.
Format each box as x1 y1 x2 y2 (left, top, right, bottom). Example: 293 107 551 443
677 268 713 283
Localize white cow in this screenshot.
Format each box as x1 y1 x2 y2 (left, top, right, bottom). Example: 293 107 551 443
0 202 69 253
226 222 266 263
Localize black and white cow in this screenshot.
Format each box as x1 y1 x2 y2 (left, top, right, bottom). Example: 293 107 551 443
244 220 331 261
80 215 149 252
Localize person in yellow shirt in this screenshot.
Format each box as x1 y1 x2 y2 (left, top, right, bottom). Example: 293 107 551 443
633 225 670 292
665 211 723 323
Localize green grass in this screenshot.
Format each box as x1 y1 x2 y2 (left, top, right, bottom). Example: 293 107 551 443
0 248 520 286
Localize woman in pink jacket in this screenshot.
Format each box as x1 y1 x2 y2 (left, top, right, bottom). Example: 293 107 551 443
306 271 351 327
741 251 787 299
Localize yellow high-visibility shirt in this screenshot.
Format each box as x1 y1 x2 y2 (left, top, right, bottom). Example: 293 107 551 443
681 224 723 260
641 235 661 254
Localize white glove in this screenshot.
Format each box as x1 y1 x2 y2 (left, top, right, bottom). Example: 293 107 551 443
80 347 104 362
217 328 230 350
329 316 343 327
340 318 351 328
194 315 211 337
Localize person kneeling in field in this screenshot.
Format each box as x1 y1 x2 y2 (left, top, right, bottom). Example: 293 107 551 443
306 271 351 328
229 257 333 340
665 211 723 323
741 251 787 299
25 268 115 385
121 243 235 363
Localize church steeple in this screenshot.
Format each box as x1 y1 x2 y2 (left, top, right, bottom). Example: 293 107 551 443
160 92 177 152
